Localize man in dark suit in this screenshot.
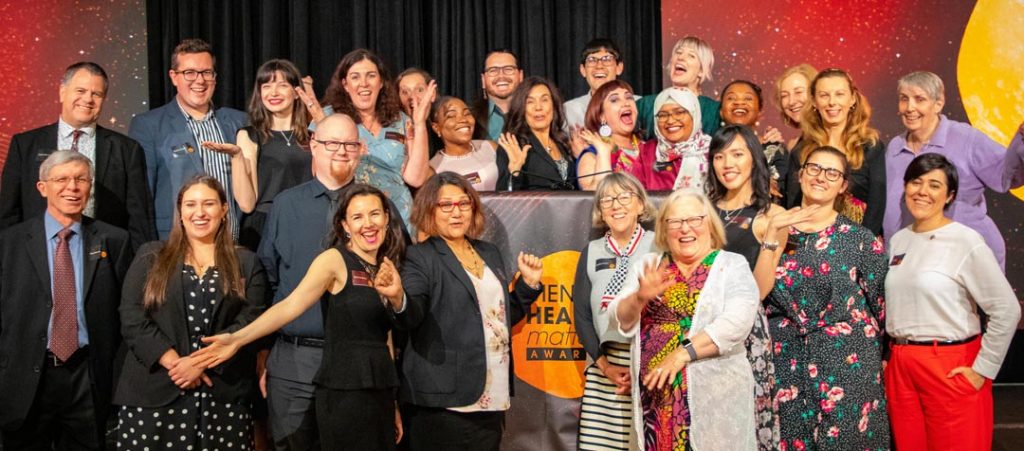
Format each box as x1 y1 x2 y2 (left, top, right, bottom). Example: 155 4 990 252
129 38 247 239
0 61 156 250
0 150 132 450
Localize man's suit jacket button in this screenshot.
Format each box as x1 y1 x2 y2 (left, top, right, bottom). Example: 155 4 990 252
33 366 40 373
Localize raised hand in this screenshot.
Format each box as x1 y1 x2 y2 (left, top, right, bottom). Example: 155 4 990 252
517 252 543 288
569 125 588 157
636 260 673 306
579 128 614 155
498 133 531 174
192 333 242 370
374 257 404 309
761 126 784 144
411 80 438 127
296 76 325 123
202 141 242 157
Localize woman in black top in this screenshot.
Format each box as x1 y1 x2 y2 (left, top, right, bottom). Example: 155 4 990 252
496 77 577 190
706 124 788 450
203 59 313 250
114 175 268 450
193 184 407 450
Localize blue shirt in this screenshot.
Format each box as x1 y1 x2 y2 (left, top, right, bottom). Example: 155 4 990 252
257 178 337 337
486 100 506 142
44 212 88 347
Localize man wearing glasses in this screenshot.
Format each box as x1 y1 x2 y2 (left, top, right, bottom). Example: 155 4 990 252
129 38 247 238
473 49 524 141
564 39 625 131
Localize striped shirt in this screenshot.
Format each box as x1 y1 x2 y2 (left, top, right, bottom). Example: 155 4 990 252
176 101 239 237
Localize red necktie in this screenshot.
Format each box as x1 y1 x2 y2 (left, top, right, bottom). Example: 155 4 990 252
70 130 83 152
50 228 78 361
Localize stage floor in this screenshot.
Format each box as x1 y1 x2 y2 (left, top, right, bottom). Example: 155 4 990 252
995 385 1024 450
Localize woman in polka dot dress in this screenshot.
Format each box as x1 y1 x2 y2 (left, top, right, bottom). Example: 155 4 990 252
113 175 269 450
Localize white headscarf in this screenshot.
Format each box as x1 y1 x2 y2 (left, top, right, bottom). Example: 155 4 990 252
652 88 712 190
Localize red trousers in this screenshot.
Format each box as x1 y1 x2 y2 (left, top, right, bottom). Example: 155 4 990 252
884 337 993 451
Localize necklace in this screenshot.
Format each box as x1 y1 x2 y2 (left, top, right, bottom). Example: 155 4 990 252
451 240 484 278
719 203 750 226
278 130 294 147
443 141 476 158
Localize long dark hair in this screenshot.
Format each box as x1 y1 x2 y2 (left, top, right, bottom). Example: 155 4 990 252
322 49 402 128
247 59 311 145
144 175 243 309
706 125 773 215
502 76 571 160
329 184 405 268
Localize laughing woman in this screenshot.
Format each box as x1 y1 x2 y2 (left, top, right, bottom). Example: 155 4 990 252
636 36 722 138
496 77 576 191
718 80 788 197
576 79 642 191
631 87 711 191
192 184 408 450
573 173 655 450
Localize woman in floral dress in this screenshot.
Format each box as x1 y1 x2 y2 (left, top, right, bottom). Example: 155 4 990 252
759 146 890 450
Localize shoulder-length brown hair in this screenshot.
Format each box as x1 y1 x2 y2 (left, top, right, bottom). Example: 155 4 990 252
329 184 406 268
799 68 879 170
411 172 486 239
321 49 401 128
143 175 244 309
247 59 310 145
584 79 635 134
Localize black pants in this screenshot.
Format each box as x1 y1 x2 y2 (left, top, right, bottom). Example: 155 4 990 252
1 349 101 450
315 387 395 450
405 406 504 451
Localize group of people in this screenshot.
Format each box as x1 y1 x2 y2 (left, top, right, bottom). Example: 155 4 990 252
0 32 1021 451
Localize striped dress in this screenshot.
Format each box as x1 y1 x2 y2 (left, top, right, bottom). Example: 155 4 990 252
573 226 654 450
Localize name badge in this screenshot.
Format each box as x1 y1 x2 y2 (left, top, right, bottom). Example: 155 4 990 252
653 160 675 172
384 131 406 144
351 270 373 287
88 244 107 260
889 253 905 266
595 258 617 271
462 171 482 185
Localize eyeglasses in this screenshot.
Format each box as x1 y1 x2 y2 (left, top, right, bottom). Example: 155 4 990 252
664 215 705 230
598 191 636 209
437 199 473 213
655 109 691 122
173 70 217 81
484 65 518 77
312 139 361 154
47 176 92 186
584 55 617 67
802 162 845 182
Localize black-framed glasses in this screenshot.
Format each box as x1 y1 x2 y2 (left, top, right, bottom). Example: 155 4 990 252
584 55 617 67
655 108 691 122
437 200 473 213
312 139 360 154
484 65 518 77
664 215 706 230
47 176 92 186
802 162 845 182
598 191 636 209
174 70 217 81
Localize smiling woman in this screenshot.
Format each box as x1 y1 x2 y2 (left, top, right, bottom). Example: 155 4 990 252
429 96 499 191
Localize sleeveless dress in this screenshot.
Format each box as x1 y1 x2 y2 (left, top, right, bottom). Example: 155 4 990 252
313 246 399 450
238 127 313 251
718 205 781 450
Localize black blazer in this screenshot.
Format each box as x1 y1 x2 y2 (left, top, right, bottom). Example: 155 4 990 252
393 237 542 408
113 241 268 408
496 131 577 191
0 216 132 430
0 123 157 250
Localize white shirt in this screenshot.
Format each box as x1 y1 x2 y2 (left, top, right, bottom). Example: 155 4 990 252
449 266 510 412
563 93 592 131
429 140 498 191
885 222 1020 379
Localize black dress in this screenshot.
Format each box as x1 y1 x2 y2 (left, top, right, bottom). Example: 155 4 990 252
117 267 253 450
314 246 399 450
238 127 313 250
717 205 781 450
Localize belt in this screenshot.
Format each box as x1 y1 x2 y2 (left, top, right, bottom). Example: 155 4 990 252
279 335 325 348
45 346 89 367
890 335 979 346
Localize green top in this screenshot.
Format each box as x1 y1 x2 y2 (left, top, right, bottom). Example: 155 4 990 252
636 92 722 140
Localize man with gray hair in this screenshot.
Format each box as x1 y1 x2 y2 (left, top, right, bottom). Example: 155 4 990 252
0 61 156 250
0 151 132 449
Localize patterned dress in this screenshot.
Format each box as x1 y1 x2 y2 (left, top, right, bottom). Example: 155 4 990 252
639 251 719 451
117 267 253 450
766 216 889 450
355 117 413 226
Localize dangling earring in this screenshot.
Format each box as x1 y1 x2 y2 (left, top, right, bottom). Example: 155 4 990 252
599 122 612 138
755 121 760 128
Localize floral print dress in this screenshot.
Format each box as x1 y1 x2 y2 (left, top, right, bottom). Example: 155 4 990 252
766 216 889 450
639 250 719 451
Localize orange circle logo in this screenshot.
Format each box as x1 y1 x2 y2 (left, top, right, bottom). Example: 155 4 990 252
511 250 586 399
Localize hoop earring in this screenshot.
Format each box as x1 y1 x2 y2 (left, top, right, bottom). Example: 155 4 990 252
599 122 612 138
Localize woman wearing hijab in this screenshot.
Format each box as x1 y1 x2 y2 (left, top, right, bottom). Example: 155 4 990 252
629 87 711 191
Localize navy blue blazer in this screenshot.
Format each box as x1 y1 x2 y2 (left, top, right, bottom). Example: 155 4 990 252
128 101 247 238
